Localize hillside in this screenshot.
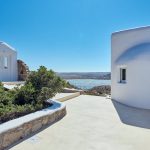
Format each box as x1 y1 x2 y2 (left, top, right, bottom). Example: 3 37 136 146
57 72 111 80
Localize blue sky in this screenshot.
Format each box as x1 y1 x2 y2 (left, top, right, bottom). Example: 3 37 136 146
0 0 150 72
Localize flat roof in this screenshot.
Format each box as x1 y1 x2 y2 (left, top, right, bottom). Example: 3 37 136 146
112 25 150 36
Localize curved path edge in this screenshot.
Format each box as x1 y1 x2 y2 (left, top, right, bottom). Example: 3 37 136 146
0 100 66 150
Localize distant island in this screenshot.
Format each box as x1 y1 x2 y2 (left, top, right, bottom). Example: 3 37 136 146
57 72 111 80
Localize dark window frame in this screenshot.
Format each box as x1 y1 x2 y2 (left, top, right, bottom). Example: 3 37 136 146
120 68 126 83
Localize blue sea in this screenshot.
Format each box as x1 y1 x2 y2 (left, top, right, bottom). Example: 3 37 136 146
67 79 111 90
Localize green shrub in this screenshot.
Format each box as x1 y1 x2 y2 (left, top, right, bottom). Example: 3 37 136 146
26 66 66 91
37 87 55 105
0 66 67 123
14 82 36 105
14 66 66 106
25 66 66 104
0 83 15 106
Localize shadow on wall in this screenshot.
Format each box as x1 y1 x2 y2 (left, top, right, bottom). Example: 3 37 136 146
112 100 150 129
115 43 150 65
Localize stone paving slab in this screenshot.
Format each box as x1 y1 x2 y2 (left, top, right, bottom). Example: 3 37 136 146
10 95 150 150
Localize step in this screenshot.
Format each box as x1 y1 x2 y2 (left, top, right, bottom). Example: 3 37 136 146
53 92 80 102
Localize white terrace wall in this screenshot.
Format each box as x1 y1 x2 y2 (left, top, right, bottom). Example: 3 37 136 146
111 26 150 109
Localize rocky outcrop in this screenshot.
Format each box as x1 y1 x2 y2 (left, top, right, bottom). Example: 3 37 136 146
85 85 111 96
17 60 29 81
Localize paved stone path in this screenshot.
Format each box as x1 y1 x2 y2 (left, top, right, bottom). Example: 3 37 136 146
11 95 150 150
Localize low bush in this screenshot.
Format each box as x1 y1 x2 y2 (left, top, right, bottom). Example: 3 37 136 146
0 66 67 123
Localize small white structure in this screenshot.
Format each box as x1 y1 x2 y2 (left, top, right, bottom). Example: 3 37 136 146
111 26 150 109
0 41 18 81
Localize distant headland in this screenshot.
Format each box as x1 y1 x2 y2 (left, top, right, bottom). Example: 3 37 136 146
57 72 111 80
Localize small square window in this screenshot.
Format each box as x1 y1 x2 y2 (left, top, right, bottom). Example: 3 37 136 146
120 68 126 83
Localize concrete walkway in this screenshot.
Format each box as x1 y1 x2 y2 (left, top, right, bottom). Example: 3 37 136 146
10 95 150 150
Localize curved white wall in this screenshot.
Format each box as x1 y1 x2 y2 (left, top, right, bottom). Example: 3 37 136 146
111 26 150 109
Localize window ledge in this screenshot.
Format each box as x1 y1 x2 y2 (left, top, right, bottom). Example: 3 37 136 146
118 81 127 84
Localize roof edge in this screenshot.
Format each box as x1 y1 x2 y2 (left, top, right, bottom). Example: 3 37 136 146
0 41 16 52
112 25 150 36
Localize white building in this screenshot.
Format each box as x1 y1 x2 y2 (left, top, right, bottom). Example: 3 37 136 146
0 41 18 81
111 26 150 109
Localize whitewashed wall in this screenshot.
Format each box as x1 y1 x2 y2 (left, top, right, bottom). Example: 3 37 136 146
0 42 18 81
111 26 150 109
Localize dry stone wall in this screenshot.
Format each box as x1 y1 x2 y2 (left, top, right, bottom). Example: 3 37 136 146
0 100 66 150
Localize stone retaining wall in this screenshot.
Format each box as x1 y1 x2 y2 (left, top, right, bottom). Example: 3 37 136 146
0 100 66 150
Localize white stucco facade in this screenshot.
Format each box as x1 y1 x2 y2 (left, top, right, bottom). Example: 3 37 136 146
0 42 18 81
111 26 150 109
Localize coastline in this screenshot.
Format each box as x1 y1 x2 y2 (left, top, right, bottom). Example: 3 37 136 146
66 79 111 90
